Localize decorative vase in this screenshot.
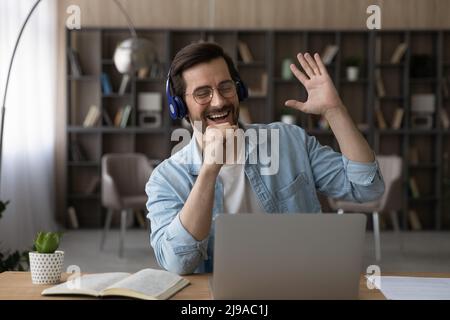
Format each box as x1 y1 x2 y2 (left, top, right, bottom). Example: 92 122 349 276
29 250 64 284
281 58 294 80
346 66 359 81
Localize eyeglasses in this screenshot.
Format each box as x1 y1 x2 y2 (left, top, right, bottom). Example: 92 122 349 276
185 80 237 105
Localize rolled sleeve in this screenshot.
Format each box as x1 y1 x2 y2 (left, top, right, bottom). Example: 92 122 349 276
342 154 379 186
165 213 209 259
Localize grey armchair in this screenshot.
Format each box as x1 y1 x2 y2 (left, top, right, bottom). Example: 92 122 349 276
100 153 153 257
328 155 403 261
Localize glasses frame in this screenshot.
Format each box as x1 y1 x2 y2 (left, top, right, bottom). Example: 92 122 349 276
185 80 237 105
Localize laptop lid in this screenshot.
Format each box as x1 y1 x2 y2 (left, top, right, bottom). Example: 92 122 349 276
212 213 367 300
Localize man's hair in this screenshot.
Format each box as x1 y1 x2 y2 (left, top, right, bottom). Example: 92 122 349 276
169 42 240 98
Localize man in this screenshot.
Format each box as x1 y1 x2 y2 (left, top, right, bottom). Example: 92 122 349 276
146 42 384 275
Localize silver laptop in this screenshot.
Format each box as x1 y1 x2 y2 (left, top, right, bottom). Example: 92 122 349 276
211 213 367 300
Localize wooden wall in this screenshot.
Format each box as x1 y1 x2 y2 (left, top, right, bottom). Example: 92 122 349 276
54 0 450 223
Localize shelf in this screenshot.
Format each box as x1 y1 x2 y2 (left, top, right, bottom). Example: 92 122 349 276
65 28 450 230
340 78 368 84
409 129 439 135
68 126 166 133
135 78 165 83
68 75 98 81
377 129 406 134
410 78 437 84
409 196 439 202
102 93 132 98
376 63 405 68
409 163 438 169
68 161 100 167
237 61 266 67
68 193 100 200
378 95 404 100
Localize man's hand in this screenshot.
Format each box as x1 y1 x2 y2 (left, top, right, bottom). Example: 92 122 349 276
285 52 344 117
202 122 238 173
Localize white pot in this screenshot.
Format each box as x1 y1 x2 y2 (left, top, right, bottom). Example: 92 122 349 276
29 250 64 284
346 66 359 81
281 114 296 125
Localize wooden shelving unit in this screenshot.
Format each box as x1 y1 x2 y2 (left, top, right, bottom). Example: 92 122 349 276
66 28 450 230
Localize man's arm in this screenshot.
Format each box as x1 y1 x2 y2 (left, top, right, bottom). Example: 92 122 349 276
285 52 374 163
179 164 219 241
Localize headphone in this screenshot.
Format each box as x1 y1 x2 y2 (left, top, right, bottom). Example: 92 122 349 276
166 68 248 120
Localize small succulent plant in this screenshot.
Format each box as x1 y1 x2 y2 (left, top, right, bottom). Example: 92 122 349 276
34 232 63 254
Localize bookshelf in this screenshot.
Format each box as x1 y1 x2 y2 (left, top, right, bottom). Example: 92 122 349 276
66 28 450 230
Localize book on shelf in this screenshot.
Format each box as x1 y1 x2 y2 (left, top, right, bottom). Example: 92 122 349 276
67 206 79 229
120 105 132 128
101 73 113 95
248 72 268 97
114 108 123 127
82 105 101 127
440 108 450 129
375 69 386 97
374 101 387 129
41 268 190 300
391 108 404 129
321 45 339 65
408 210 422 230
237 41 254 63
409 177 421 198
390 42 408 64
67 48 83 77
86 176 100 194
118 74 130 95
102 111 113 127
137 67 149 79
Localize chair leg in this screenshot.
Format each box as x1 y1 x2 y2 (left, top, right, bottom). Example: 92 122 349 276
372 211 381 261
100 209 114 251
119 209 128 258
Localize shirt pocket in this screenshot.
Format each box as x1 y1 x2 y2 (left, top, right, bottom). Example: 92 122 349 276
275 172 320 212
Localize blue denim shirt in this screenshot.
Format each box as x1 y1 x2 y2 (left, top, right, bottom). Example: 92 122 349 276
145 122 385 275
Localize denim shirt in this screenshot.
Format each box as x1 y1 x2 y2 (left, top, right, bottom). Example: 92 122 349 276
145 122 385 275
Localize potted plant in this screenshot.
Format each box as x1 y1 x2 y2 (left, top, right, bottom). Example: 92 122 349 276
344 56 361 82
29 232 64 284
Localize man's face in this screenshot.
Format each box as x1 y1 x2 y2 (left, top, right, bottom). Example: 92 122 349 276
182 57 240 132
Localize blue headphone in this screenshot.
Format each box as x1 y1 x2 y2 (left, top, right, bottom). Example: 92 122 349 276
166 69 248 120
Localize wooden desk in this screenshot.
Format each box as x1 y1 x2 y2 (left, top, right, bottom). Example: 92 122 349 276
1 272 449 300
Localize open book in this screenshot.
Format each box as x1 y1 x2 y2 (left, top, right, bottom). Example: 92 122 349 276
41 268 190 300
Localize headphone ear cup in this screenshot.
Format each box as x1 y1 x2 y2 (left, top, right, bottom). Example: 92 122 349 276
236 80 248 102
173 96 187 118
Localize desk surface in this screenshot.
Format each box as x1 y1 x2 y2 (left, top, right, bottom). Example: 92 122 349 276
1 272 449 300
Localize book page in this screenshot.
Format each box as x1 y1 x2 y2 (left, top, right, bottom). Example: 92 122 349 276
103 268 189 299
42 272 130 296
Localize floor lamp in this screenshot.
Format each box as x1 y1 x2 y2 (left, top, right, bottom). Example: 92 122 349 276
0 0 154 195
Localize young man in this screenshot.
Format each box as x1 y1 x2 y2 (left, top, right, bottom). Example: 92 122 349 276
146 42 384 275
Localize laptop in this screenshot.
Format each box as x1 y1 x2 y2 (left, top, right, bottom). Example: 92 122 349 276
211 213 367 300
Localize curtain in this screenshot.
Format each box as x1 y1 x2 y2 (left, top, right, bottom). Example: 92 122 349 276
0 0 57 250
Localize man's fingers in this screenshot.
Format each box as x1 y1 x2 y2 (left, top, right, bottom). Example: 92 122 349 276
289 63 308 85
314 53 327 75
285 100 305 112
304 53 321 76
298 53 315 78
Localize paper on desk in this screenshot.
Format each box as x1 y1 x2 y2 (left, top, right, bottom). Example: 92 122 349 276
372 276 450 300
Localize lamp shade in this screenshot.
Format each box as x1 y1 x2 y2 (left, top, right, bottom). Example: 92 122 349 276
113 37 155 74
